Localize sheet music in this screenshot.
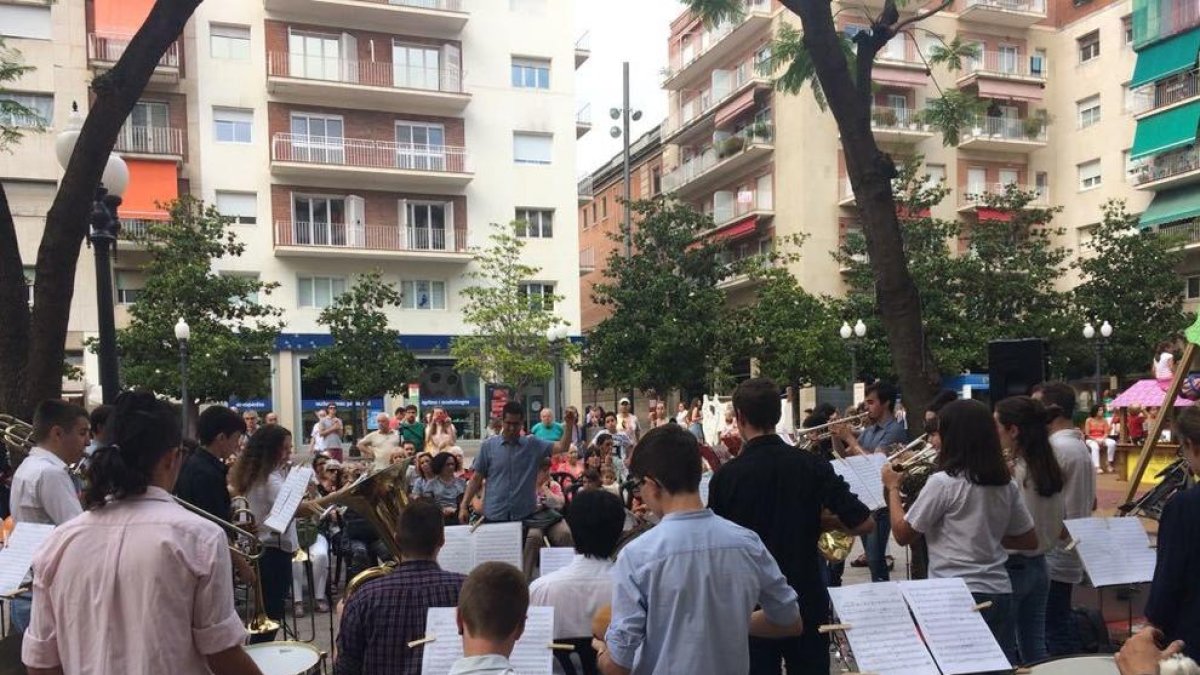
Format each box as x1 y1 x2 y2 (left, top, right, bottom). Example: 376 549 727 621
437 523 523 575
898 578 1011 675
0 523 55 593
828 582 939 675
1064 517 1157 587
699 473 713 506
538 547 576 577
832 454 888 511
264 466 314 533
420 606 555 675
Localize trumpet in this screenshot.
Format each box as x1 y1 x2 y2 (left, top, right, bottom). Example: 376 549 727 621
796 412 869 443
885 435 929 461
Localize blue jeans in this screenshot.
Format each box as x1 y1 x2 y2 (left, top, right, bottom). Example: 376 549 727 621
10 595 31 633
973 591 1017 670
1045 580 1082 656
861 510 891 582
1006 555 1049 665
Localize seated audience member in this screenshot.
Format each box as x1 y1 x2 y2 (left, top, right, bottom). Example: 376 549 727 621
530 489 625 640
580 468 602 492
450 562 531 675
423 452 466 525
595 425 803 675
601 466 621 497
336 499 466 675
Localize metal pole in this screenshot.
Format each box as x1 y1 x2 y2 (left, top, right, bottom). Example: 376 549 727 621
180 339 189 436
1095 341 1103 408
622 61 632 258
91 187 121 405
849 345 857 396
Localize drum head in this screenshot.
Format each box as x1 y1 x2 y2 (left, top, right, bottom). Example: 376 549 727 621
1028 655 1119 675
243 641 321 675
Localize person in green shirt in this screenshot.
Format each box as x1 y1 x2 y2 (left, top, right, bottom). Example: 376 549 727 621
530 407 564 442
397 404 426 454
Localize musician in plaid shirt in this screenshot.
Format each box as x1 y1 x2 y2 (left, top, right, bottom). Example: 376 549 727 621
335 499 466 675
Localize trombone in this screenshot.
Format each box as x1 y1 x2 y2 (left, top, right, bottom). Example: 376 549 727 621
796 411 869 443
886 435 938 471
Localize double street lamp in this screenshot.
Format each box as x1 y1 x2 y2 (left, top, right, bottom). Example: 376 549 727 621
175 318 190 435
1083 320 1113 406
840 319 867 394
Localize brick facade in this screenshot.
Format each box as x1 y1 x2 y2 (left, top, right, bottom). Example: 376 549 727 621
270 183 467 230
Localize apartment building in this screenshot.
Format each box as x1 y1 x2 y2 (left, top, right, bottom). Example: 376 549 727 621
646 0 1159 323
1 0 588 436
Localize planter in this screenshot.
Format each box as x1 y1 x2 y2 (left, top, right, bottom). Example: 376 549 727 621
719 135 745 158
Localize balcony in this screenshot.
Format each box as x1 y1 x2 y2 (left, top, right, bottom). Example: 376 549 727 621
575 32 591 68
662 126 774 200
1153 219 1200 249
1133 146 1200 191
262 0 467 35
578 174 594 204
702 190 774 239
867 106 935 144
114 125 184 160
957 51 1047 90
1132 70 1200 119
88 33 179 84
270 133 472 191
838 176 856 207
957 182 1050 212
579 247 596 275
267 53 468 114
274 220 471 262
959 0 1046 27
957 116 1047 152
576 104 592 139
664 0 773 91
120 211 170 248
663 56 772 146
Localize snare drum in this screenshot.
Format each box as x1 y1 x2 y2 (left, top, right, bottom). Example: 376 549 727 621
1028 655 1119 674
243 641 322 675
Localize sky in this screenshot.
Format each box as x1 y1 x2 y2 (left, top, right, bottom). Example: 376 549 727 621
574 0 685 175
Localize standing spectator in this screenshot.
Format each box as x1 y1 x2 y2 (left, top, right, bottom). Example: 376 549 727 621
719 406 742 458
530 408 564 442
615 397 640 442
688 399 705 441
311 408 328 453
426 407 457 454
357 413 401 471
320 404 345 461
243 410 260 437
565 405 585 447
397 405 427 454
602 413 633 465
675 402 689 426
264 412 279 426
652 401 669 428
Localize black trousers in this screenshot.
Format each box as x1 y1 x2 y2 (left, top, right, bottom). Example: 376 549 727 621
249 546 293 644
748 629 829 675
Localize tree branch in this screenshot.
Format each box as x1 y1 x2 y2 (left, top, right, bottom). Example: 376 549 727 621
892 0 954 34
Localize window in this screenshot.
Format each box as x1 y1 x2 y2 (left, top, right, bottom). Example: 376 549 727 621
513 132 552 165
1188 276 1200 300
210 24 250 60
288 30 342 81
1123 149 1139 182
0 93 51 128
221 272 260 305
401 280 447 310
402 201 451 250
652 167 662 195
215 191 257 224
294 195 346 246
116 271 144 305
298 276 346 308
997 44 1019 74
519 283 555 312
1078 31 1100 63
213 107 252 143
1122 15 1134 46
511 57 550 89
395 43 446 91
601 196 607 218
23 266 33 305
1030 49 1047 77
515 208 553 237
1077 95 1101 128
1078 159 1102 190
291 112 345 163
396 121 446 170
0 5 51 40
924 164 946 188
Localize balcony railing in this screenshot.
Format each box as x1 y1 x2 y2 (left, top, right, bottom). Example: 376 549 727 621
271 133 470 173
962 51 1046 80
870 106 928 131
121 212 170 240
963 0 1046 13
1132 145 1200 186
578 174 594 199
1130 69 1200 116
575 31 591 52
711 189 773 225
1154 218 1200 245
88 33 179 68
663 125 773 192
964 116 1047 142
576 103 591 125
666 0 771 78
960 182 1050 206
667 56 768 136
114 125 183 156
268 52 463 93
275 220 468 253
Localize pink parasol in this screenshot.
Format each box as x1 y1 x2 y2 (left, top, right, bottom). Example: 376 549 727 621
1109 379 1195 408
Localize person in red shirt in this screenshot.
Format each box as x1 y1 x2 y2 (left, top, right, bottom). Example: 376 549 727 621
1127 406 1147 445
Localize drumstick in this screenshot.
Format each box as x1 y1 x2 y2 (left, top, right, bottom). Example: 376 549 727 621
1065 538 1080 552
818 623 853 634
549 643 574 651
407 636 436 648
972 601 993 612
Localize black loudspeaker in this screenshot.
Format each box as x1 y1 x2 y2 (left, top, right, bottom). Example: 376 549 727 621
988 339 1049 404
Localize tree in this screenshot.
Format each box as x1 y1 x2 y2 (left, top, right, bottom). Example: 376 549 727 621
0 40 41 150
584 198 732 395
0 0 202 418
115 198 283 408
451 223 577 394
1072 200 1188 379
307 270 417 432
687 0 990 417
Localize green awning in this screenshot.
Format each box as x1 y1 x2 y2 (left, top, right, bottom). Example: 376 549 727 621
1130 100 1200 160
1130 30 1200 89
1139 186 1200 229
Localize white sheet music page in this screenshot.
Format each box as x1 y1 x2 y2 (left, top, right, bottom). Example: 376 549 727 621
832 455 887 511
437 525 474 575
264 466 314 533
0 522 55 593
828 582 939 675
538 547 576 578
472 522 523 570
419 606 555 675
1064 517 1157 587
899 578 1011 675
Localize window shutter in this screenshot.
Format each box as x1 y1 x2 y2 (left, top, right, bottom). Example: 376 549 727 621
444 201 455 250
442 43 461 91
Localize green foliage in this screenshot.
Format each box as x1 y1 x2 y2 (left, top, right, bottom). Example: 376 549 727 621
114 197 283 403
927 35 980 72
923 89 986 146
686 0 745 26
1071 200 1188 378
0 39 39 152
450 223 576 393
757 23 855 110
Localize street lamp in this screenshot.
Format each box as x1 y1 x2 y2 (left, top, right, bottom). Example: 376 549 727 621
1083 320 1113 406
56 103 130 404
609 62 643 259
546 325 569 419
175 318 190 435
840 320 867 394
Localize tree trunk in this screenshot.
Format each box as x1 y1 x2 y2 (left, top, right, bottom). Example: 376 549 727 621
783 0 941 422
0 0 202 418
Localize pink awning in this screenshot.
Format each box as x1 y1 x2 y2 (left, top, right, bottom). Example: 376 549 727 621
715 90 757 128
1110 379 1196 408
872 65 928 88
976 78 1044 102
710 216 758 242
976 208 1013 222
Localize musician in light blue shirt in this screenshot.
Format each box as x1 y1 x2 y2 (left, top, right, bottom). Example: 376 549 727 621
595 425 803 675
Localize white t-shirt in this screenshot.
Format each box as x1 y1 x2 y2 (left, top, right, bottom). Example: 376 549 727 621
1009 458 1066 557
617 412 640 438
1045 428 1096 584
311 422 325 451
529 555 613 639
360 430 400 471
905 471 1034 594
1155 352 1174 380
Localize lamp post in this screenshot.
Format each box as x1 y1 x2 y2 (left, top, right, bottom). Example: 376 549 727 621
1083 321 1113 407
175 318 190 435
546 325 569 419
609 62 643 258
840 320 867 395
56 103 130 404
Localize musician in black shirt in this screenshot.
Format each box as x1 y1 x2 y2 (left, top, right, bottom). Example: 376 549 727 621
709 378 874 675
174 406 245 521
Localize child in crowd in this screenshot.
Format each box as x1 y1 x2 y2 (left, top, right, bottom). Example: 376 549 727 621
600 466 621 497
449 562 529 675
1155 340 1200 399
